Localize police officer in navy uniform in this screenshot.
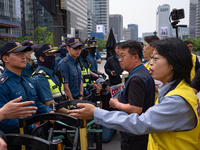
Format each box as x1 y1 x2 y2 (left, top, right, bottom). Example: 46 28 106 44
31 44 69 114
0 41 53 134
21 40 38 77
54 41 67 71
87 40 106 81
58 37 83 100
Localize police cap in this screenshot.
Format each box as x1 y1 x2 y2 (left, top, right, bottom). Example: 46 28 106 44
58 41 66 49
34 44 60 57
21 40 38 50
66 37 82 48
0 41 31 58
81 43 90 51
88 40 96 48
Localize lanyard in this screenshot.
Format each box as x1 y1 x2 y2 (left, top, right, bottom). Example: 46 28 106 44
128 64 144 78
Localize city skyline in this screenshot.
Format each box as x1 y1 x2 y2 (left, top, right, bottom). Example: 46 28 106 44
110 0 190 37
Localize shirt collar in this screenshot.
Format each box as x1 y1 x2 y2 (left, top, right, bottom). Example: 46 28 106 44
158 80 176 102
66 53 77 64
3 68 22 83
26 62 32 69
37 65 54 76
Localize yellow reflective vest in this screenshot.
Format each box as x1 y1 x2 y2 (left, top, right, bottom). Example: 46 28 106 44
191 53 197 81
32 70 65 99
148 80 199 150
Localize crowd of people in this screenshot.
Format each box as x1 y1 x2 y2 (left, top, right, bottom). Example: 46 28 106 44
0 36 199 150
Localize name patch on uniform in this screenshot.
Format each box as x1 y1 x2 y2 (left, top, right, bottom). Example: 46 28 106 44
28 82 34 89
0 76 8 83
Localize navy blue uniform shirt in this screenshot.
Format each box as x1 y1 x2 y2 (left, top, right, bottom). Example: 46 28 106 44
22 62 37 77
32 66 61 103
58 54 82 98
87 53 97 74
0 68 52 133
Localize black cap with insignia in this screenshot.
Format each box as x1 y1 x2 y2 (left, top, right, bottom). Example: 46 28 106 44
34 44 60 57
0 41 32 58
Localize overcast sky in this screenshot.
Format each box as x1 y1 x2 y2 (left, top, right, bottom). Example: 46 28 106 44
109 0 190 37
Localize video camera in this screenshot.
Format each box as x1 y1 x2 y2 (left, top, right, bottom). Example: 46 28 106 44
169 8 187 39
100 79 110 91
170 9 185 21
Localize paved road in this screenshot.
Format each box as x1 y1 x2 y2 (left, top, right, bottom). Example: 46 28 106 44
97 59 121 149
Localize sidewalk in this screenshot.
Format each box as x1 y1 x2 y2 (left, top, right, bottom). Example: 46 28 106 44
102 130 121 150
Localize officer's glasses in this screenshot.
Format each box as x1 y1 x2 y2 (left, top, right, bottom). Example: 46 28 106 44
73 46 82 50
10 52 26 58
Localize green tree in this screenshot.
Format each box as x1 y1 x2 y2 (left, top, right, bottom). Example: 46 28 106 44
96 39 107 51
16 36 33 43
32 26 53 45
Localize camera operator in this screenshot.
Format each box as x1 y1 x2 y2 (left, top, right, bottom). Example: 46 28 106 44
95 78 115 143
104 43 123 86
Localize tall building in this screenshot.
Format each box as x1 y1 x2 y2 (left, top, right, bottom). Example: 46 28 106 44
88 11 97 37
128 24 138 40
20 0 52 38
109 14 123 41
196 0 200 38
0 0 21 39
142 32 154 42
156 4 171 39
67 0 88 40
87 0 109 34
189 0 197 39
123 28 132 40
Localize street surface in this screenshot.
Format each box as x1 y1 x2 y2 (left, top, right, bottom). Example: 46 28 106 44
97 59 121 150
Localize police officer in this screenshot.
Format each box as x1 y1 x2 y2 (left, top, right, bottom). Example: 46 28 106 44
87 40 106 81
58 37 83 100
54 41 67 71
79 43 92 95
31 44 69 114
21 40 38 77
0 41 53 134
95 50 102 64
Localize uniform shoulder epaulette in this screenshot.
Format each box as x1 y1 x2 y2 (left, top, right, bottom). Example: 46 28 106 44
55 57 60 61
32 69 46 77
0 76 8 83
62 58 68 62
23 74 30 78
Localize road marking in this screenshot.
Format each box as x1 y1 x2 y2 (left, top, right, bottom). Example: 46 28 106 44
98 66 104 70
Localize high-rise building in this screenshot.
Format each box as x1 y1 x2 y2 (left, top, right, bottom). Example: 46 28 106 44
156 4 171 39
196 0 200 38
142 32 154 42
67 0 88 40
123 28 132 40
109 14 123 41
88 11 97 37
0 0 21 39
128 24 138 40
189 0 197 39
87 0 109 34
20 0 52 38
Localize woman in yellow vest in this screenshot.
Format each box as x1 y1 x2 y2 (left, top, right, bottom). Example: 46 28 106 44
69 38 199 150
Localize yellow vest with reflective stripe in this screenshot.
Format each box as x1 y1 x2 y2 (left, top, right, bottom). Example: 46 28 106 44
144 61 150 71
191 53 196 81
148 80 199 150
81 66 91 88
32 70 64 99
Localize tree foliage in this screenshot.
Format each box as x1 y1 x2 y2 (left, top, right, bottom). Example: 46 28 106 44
183 37 200 51
96 39 107 51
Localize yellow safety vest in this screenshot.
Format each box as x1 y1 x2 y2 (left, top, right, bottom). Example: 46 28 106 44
82 66 91 88
144 61 150 71
32 70 65 99
148 80 199 150
191 53 197 81
144 61 158 103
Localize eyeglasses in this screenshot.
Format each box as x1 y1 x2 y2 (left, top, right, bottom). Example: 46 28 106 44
150 55 163 62
117 54 137 60
73 46 82 50
10 52 26 58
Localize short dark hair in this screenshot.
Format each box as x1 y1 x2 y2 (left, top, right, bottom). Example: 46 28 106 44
151 38 192 85
184 40 193 45
144 35 159 46
115 43 120 48
118 40 142 60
